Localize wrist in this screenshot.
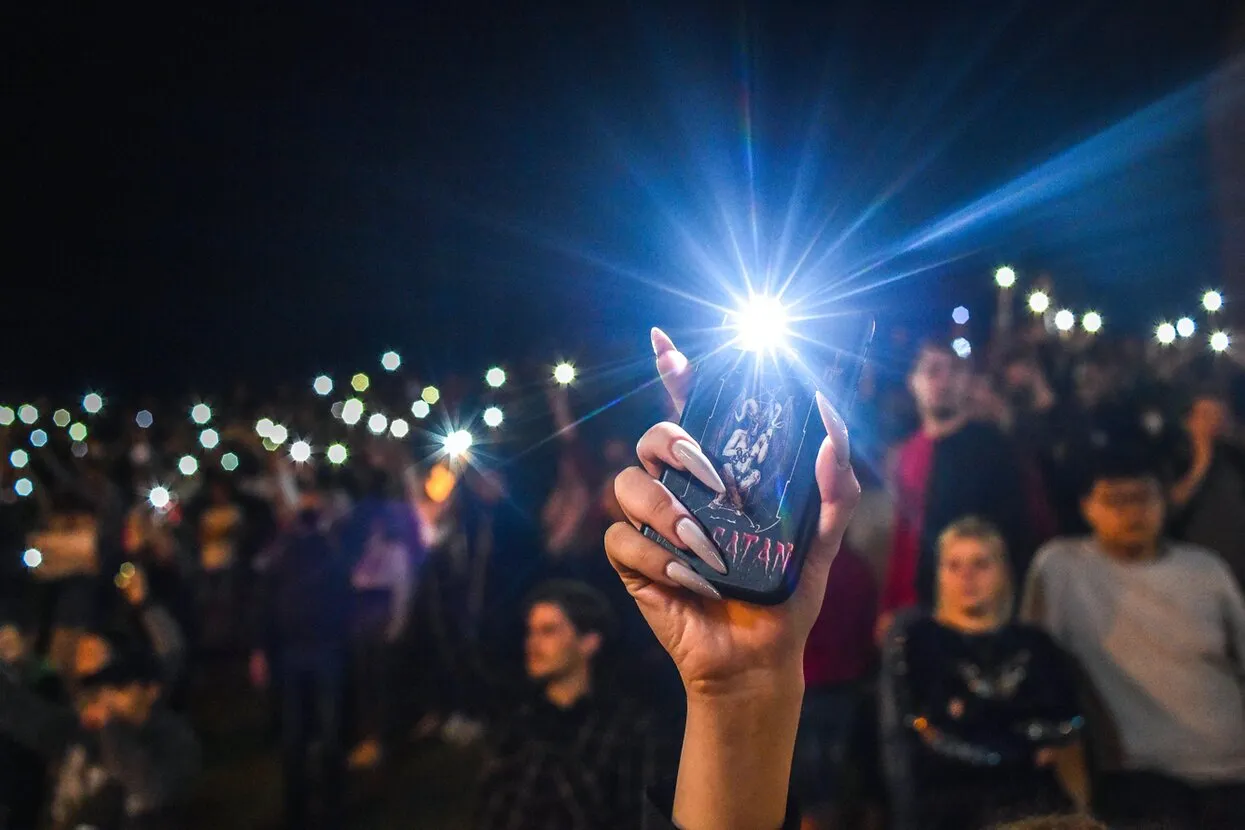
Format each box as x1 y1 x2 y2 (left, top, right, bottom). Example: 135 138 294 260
684 663 805 712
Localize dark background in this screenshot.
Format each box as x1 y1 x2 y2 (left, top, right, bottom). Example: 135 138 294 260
7 0 1244 395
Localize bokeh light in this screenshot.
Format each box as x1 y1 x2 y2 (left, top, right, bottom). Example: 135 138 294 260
342 399 364 426
0 407 13 426
17 405 38 425
351 373 370 392
53 409 72 428
71 442 88 459
149 486 171 509
483 406 504 428
199 428 220 449
442 429 473 459
1210 330 1231 353
552 363 576 385
136 410 154 429
1203 290 1223 313
178 456 199 476
29 430 47 448
221 452 240 472
256 418 275 437
411 400 431 419
994 266 1016 288
10 449 29 468
314 375 333 396
82 393 104 415
327 443 348 465
485 367 506 388
269 424 289 445
1156 322 1177 345
389 418 410 439
191 403 212 425
381 351 401 372
14 479 33 498
23 548 42 568
951 306 970 325
367 413 389 435
289 440 312 463
1082 311 1103 333
1027 291 1050 314
330 401 345 419
1054 309 1075 332
1176 317 1196 338
951 337 972 359
68 423 88 442
421 386 441 405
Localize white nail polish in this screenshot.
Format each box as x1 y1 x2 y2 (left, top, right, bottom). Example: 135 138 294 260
665 560 722 600
816 392 851 470
672 439 727 493
675 517 727 574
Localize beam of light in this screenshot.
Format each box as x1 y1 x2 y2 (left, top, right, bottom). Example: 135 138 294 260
1054 309 1075 332
1028 291 1050 314
1176 317 1196 338
82 392 104 415
148 486 171 509
190 403 212 425
1203 290 1223 313
1082 311 1103 333
994 266 1016 288
483 406 504 428
1210 330 1230 352
314 375 334 396
1156 322 1177 345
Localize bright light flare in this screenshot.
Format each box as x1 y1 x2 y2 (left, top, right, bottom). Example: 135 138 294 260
1082 311 1103 333
381 351 401 372
729 295 792 354
1054 309 1075 332
483 406 504 428
289 440 312 463
552 363 576 385
82 393 104 415
994 266 1016 288
1156 322 1176 345
1176 317 1196 338
23 548 42 568
1203 290 1223 313
1027 291 1050 314
442 429 474 459
485 367 506 388
190 403 212 425
313 375 333 396
148 486 171 509
1211 330 1231 353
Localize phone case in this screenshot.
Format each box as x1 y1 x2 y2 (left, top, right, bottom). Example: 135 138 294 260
643 315 874 604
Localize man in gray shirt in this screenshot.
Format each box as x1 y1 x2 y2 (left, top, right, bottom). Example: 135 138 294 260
1022 453 1245 830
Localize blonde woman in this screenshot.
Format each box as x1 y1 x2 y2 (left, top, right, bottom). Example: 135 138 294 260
880 517 1089 830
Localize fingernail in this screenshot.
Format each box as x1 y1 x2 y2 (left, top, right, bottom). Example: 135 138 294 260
651 327 675 357
816 391 851 470
672 439 727 494
675 517 728 574
665 560 722 600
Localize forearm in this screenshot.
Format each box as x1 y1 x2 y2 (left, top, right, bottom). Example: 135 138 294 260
1052 742 1091 812
673 671 804 830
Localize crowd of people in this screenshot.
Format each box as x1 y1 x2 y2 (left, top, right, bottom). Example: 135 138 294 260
1 308 1244 829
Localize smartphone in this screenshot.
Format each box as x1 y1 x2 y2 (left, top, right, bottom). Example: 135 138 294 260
643 314 875 604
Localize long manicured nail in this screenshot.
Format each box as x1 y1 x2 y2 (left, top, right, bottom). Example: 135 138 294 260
665 560 722 600
816 391 851 470
672 439 727 493
675 517 727 574
651 327 676 357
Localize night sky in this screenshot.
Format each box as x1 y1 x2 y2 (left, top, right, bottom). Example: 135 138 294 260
8 0 1243 395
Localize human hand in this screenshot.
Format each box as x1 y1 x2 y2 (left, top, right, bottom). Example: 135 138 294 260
605 328 860 702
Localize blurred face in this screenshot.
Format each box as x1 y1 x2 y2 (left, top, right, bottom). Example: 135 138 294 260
1187 398 1229 444
524 602 598 684
0 624 26 665
909 348 969 422
938 537 1009 620
1082 477 1164 550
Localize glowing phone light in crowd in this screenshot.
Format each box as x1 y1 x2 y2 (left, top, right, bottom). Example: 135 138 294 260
1054 309 1075 332
485 367 506 388
483 406 504 428
951 306 970 325
442 429 473 459
190 403 212 425
1210 331 1230 353
68 423 88 442
53 409 72 428
199 428 219 449
951 337 972 359
552 363 576 385
411 400 431 419
994 266 1016 288
82 393 104 415
289 440 312 463
314 375 333 396
381 351 401 372
14 479 33 498
29 430 48 448
0 407 13 426
17 405 38 425
1082 311 1103 333
1176 317 1196 338
1203 291 1223 313
23 548 42 568
221 453 240 472
390 418 410 439
367 413 388 435
326 443 348 465
351 373 370 392
1027 291 1050 314
1155 322 1176 345
10 449 29 469
268 424 289 445
178 456 199 476
148 486 171 510
342 399 364 425
136 410 154 429
421 386 441 405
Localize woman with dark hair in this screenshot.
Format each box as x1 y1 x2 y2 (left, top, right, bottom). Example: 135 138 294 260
879 517 1089 830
